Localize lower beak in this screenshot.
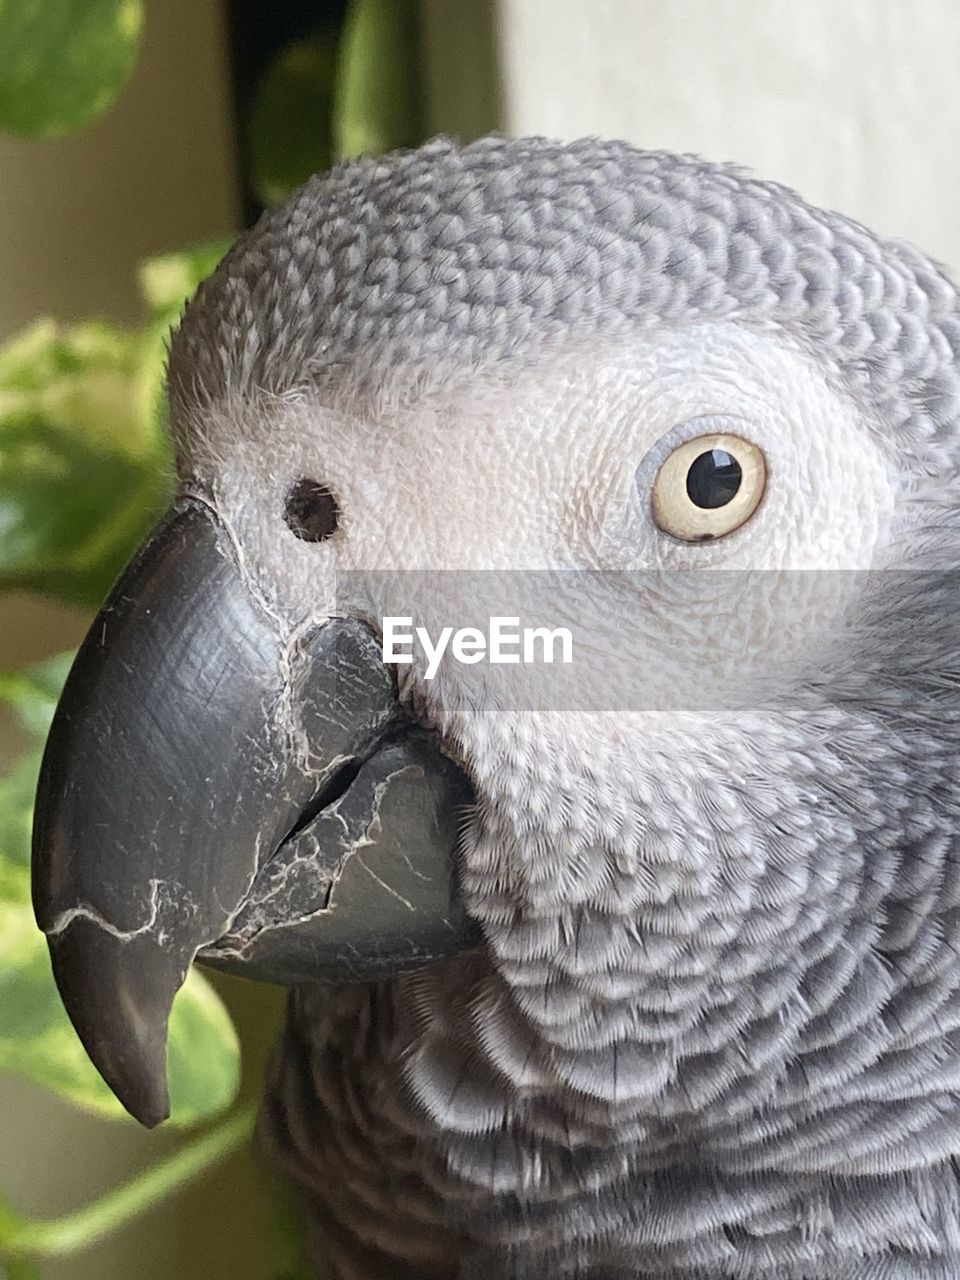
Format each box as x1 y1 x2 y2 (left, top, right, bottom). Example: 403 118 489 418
31 499 477 1127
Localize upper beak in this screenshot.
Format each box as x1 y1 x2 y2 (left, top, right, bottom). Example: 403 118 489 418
31 498 477 1127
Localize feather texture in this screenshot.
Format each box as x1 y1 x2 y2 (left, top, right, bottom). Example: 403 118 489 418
171 138 960 1277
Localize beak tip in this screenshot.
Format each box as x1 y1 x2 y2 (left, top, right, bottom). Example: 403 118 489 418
64 990 173 1128
89 1019 172 1128
120 1078 171 1130
47 921 179 1128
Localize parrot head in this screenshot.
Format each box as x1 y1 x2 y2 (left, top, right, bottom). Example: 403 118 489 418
31 137 960 1140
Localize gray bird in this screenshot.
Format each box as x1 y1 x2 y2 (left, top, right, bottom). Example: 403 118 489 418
30 136 960 1279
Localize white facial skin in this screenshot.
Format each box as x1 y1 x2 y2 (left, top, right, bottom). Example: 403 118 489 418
187 320 898 590
180 320 901 731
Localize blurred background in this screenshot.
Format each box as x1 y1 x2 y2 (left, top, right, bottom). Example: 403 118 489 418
1 1 959 1276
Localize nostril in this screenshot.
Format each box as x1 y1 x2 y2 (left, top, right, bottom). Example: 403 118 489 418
285 479 340 542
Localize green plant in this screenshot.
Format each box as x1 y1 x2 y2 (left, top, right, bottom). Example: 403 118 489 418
0 240 251 1274
0 0 424 1273
0 0 144 139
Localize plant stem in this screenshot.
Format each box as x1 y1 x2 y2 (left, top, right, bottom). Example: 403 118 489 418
0 1104 256 1260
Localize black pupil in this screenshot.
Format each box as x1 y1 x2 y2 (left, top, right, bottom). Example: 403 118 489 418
685 449 742 509
285 479 340 541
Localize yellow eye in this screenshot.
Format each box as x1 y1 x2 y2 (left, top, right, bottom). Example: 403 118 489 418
651 433 766 541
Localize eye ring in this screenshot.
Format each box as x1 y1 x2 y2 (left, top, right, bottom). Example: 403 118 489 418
651 433 766 542
285 479 341 542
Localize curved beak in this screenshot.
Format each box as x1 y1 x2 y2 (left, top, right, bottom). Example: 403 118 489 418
31 499 477 1127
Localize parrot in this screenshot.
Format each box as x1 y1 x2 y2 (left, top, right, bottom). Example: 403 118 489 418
29 135 960 1279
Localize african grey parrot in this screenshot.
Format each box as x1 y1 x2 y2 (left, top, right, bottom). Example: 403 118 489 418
30 136 960 1278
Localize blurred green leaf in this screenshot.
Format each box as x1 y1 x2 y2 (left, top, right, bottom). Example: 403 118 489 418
0 320 154 453
0 652 73 741
0 655 72 880
0 414 168 606
0 319 173 607
333 0 422 160
0 753 40 878
0 655 74 887
0 654 242 1126
248 33 338 207
165 969 242 1126
0 0 144 139
0 237 235 609
139 238 232 331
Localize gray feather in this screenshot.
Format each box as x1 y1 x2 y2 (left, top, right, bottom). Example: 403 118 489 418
170 137 960 1278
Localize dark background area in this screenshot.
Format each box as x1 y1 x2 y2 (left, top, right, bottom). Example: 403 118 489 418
227 0 350 223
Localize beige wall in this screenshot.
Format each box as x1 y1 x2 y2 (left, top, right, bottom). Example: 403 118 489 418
496 0 960 274
0 1 239 338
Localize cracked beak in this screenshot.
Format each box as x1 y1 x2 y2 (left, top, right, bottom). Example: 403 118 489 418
31 499 478 1127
